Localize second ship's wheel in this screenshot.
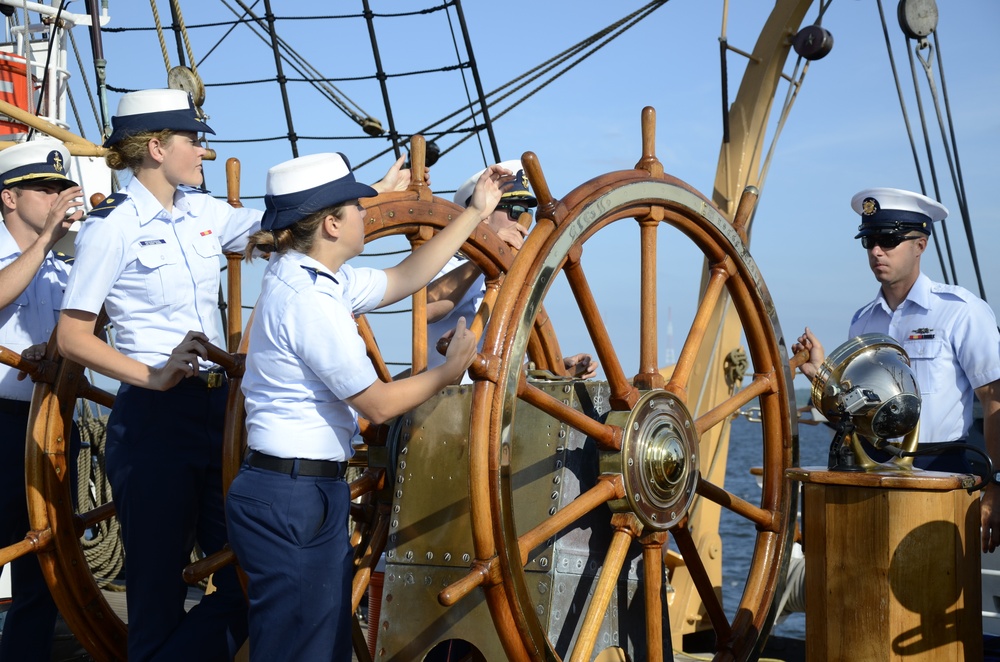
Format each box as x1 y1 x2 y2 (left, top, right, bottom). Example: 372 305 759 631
456 110 798 661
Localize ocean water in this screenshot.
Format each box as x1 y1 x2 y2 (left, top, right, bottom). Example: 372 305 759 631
719 414 833 642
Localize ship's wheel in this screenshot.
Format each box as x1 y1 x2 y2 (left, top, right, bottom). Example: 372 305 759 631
8 137 566 661
448 109 799 661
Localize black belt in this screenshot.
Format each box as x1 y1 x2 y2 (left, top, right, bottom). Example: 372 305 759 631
246 450 348 479
0 397 30 416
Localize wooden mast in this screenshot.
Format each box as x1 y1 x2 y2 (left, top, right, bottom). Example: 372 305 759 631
667 0 815 638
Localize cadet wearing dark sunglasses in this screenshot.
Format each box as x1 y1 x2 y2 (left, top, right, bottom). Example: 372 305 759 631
792 187 1000 556
860 233 921 250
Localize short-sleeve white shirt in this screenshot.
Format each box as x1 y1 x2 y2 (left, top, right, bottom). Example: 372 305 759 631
242 251 387 461
425 254 484 375
62 178 262 368
849 272 1000 443
0 222 71 401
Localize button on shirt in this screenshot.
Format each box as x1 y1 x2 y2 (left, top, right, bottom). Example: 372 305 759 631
0 222 70 401
62 179 262 368
426 255 484 377
849 272 1000 443
242 252 387 461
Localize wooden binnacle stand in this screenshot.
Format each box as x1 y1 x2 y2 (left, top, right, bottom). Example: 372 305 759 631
788 467 982 661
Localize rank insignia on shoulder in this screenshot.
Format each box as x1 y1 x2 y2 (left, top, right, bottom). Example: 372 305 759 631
300 264 339 284
179 184 211 195
87 194 129 218
54 251 74 264
907 327 935 340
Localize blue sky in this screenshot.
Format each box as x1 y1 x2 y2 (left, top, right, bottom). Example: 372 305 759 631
65 0 1000 386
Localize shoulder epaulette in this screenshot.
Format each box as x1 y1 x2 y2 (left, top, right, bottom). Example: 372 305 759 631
179 184 212 195
54 251 74 264
87 193 129 219
300 265 339 284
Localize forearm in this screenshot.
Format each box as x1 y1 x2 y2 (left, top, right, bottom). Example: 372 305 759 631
980 381 1000 468
57 313 155 387
349 363 463 424
0 239 53 309
381 207 485 305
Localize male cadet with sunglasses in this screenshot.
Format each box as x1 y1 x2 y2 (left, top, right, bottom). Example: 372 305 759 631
0 139 84 661
425 160 597 380
793 187 1000 553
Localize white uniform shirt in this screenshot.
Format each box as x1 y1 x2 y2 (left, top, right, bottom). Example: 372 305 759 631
849 272 1000 443
0 222 71 401
62 178 261 368
426 254 484 376
242 252 387 461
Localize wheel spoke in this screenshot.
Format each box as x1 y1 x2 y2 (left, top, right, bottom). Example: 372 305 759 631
0 528 52 565
563 254 639 410
73 503 116 534
694 371 776 435
516 475 624 562
635 217 662 390
357 315 392 382
439 476 625 606
641 531 668 662
517 378 622 451
568 513 642 662
666 264 730 398
410 287 428 375
352 510 390 611
671 523 732 641
695 476 777 530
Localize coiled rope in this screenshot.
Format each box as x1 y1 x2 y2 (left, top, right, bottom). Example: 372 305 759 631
75 399 125 590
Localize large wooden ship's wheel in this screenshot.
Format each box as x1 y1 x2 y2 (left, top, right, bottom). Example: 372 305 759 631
444 109 800 661
3 138 565 661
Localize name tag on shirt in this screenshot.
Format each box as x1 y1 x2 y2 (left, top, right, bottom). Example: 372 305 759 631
139 239 167 246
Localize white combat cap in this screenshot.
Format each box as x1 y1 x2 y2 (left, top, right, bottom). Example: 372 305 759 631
105 89 214 147
262 152 377 231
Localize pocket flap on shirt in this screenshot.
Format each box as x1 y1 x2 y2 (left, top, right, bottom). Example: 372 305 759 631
902 337 945 361
135 243 179 270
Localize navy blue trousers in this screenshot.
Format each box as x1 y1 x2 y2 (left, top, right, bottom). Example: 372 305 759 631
226 463 352 661
106 380 247 662
0 403 78 662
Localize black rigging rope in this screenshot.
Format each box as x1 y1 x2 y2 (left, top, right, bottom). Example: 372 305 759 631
876 0 986 301
355 0 670 170
874 0 950 282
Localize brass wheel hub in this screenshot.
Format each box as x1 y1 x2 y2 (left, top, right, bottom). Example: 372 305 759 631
602 390 699 530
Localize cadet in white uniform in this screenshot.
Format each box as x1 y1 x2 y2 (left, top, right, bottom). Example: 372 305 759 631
225 152 506 660
794 187 1000 553
0 139 82 662
56 89 262 661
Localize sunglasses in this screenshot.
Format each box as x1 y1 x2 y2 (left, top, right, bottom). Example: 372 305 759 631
496 203 532 219
861 234 921 250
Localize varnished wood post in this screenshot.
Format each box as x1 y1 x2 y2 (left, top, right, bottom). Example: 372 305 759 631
790 469 982 661
225 157 243 353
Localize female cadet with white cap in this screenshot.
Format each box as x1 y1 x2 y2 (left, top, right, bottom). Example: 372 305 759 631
54 88 258 661
224 152 508 660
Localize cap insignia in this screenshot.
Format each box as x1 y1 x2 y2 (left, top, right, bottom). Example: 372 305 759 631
861 197 879 216
50 150 64 173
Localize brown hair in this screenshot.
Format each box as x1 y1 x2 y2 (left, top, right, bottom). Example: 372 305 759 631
245 204 351 262
104 129 176 173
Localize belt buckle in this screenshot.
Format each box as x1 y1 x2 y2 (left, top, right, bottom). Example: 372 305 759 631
206 372 224 389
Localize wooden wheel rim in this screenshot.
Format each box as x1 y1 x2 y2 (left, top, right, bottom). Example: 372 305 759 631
470 173 798 661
